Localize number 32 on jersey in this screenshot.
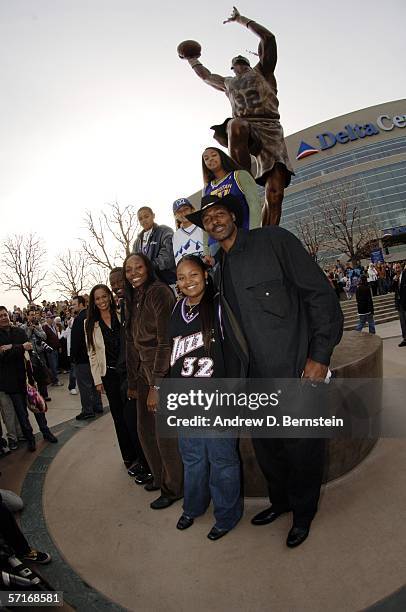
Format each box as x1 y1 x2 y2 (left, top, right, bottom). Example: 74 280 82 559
181 357 214 377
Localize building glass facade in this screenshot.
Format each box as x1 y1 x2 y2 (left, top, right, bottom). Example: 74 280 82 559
282 157 406 234
281 103 406 244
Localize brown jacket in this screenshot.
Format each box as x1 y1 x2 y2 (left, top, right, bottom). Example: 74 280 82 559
126 280 175 389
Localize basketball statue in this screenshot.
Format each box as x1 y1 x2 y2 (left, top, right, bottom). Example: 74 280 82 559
178 6 294 226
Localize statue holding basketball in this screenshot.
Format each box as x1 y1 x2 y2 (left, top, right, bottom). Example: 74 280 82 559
178 6 294 226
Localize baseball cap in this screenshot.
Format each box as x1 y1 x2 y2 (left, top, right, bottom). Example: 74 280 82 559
173 198 193 214
231 55 250 70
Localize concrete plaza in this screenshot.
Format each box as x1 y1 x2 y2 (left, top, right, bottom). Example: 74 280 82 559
1 319 405 611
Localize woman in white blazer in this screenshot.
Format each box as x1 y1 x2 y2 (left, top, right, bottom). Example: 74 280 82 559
85 283 139 468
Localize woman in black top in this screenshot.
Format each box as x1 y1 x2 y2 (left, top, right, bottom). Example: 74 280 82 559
170 255 242 540
85 284 141 467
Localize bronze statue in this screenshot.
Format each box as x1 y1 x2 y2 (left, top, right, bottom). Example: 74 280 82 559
178 6 294 226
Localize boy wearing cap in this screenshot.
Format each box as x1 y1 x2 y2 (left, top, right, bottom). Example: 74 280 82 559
172 198 204 265
182 6 293 226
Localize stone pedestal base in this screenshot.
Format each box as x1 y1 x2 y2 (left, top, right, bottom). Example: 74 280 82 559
241 331 383 496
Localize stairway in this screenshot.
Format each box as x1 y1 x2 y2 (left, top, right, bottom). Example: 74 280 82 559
340 293 399 330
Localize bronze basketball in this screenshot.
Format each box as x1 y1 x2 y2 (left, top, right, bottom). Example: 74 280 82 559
177 40 202 59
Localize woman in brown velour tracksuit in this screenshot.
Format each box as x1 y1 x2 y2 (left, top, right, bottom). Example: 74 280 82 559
124 252 183 510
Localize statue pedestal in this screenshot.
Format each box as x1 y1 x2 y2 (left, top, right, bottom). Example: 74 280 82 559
241 331 383 496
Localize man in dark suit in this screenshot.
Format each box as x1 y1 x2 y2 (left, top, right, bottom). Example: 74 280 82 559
392 262 406 347
42 314 62 386
187 194 343 548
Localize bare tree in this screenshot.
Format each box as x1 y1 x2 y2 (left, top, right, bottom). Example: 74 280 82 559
316 180 380 265
80 201 138 271
52 250 90 298
2 233 47 303
88 266 109 287
295 214 325 262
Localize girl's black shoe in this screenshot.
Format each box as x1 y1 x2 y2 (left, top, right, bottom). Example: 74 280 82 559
134 472 153 485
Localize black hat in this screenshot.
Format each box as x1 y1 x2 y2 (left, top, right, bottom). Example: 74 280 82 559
186 194 244 230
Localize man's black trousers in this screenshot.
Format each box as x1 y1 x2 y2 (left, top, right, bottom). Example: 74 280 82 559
0 495 30 556
252 437 325 528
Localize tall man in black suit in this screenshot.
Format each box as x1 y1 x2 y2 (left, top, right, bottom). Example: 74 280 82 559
187 194 343 548
392 262 406 347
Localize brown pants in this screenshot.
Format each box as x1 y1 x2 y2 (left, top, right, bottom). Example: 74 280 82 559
136 377 183 499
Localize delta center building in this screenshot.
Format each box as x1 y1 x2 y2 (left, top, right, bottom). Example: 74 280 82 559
283 99 406 258
189 99 406 261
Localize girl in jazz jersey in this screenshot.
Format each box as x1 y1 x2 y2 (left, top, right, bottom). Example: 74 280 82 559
202 147 261 256
170 255 242 541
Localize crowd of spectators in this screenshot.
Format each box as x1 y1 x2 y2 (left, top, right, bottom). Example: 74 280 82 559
0 300 82 456
324 259 402 301
323 258 406 344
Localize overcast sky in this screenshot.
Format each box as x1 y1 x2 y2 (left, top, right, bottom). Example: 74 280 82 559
1 0 405 307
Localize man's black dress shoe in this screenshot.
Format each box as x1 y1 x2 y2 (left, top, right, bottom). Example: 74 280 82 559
150 495 177 510
134 472 153 485
176 515 194 530
251 506 289 526
398 340 406 347
144 483 160 492
27 438 36 452
286 526 310 548
207 526 229 541
75 413 95 421
43 432 58 443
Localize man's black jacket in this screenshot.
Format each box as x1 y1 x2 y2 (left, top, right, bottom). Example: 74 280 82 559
70 310 89 364
0 327 28 393
356 285 374 315
214 227 344 378
392 272 406 310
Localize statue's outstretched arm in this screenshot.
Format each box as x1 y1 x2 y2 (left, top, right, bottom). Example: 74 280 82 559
187 58 226 92
224 6 277 76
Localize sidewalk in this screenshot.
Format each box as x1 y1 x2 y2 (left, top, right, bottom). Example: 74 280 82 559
368 319 406 377
1 330 405 612
31 375 107 434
